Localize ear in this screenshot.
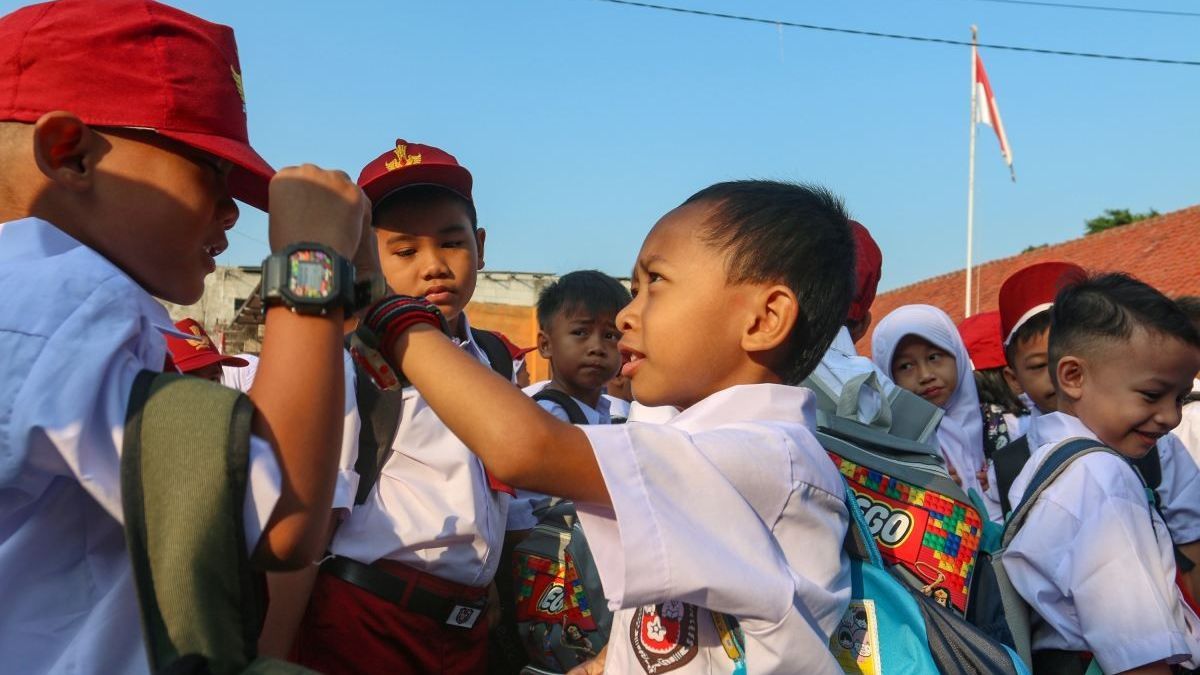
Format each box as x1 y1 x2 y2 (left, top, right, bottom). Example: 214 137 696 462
1055 355 1085 402
474 227 487 271
32 112 103 192
742 284 799 355
1002 366 1025 396
537 328 552 360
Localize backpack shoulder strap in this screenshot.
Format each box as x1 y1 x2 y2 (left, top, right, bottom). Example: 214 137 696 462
533 388 590 425
1132 445 1162 490
1001 438 1118 547
122 370 261 673
346 331 405 505
993 434 1032 517
471 328 514 382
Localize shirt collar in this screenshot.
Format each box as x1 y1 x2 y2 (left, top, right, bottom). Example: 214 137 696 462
1031 411 1099 450
828 326 857 355
667 383 815 434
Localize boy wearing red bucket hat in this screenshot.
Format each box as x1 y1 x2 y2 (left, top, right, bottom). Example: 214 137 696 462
0 1 370 672
293 139 514 674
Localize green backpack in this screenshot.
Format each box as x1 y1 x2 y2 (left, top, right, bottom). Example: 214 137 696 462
121 370 317 675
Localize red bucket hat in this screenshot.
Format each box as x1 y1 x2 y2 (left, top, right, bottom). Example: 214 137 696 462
848 220 883 323
166 318 249 373
998 261 1087 345
957 311 1006 370
357 139 473 208
0 0 275 210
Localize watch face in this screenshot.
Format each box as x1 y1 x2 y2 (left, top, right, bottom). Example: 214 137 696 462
288 250 333 299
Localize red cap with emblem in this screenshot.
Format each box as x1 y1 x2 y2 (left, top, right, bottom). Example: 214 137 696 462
957 311 1006 370
848 220 882 323
998 261 1087 345
495 332 536 360
166 318 249 373
0 0 274 210
357 139 473 208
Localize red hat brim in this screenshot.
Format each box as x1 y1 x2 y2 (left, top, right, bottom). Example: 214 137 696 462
360 163 473 208
175 350 250 373
157 128 275 212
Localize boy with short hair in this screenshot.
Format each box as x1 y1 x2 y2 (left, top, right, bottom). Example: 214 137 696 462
293 139 510 674
364 180 855 673
0 1 369 672
1002 273 1200 674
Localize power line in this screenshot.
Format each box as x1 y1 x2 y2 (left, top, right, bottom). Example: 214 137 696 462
589 0 1200 66
964 0 1200 18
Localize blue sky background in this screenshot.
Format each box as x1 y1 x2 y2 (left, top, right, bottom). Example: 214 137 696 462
11 0 1197 291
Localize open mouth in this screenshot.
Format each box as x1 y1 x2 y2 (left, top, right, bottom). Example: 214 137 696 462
619 345 645 378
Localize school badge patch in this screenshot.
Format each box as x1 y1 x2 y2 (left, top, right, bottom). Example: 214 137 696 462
629 601 699 674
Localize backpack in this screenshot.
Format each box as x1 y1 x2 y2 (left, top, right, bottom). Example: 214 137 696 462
969 432 1137 667
807 372 991 616
121 371 315 675
508 388 613 674
832 483 1031 674
347 325 514 505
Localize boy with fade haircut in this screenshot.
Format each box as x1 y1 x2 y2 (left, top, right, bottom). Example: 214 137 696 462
997 264 1200 564
1001 274 1200 675
809 219 897 425
0 1 371 672
359 180 856 673
293 139 514 674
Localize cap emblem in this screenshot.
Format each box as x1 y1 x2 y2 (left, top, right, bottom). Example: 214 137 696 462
230 66 246 111
385 142 423 172
185 325 213 351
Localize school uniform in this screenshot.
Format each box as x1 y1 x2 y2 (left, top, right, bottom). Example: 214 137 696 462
812 325 897 425
574 384 851 674
0 217 283 674
1003 412 1200 673
294 313 511 675
1174 379 1200 466
507 384 611 531
603 394 632 423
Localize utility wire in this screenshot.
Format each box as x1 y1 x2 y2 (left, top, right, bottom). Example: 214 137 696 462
590 0 1200 66
965 0 1200 18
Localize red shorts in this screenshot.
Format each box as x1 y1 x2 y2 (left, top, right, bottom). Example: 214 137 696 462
292 559 489 675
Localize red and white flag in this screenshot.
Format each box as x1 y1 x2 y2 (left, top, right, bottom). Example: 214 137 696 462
973 49 1014 180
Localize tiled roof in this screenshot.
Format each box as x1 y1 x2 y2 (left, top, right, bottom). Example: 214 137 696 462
861 205 1200 354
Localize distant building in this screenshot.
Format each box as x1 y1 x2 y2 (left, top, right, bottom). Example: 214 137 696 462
162 269 627 383
863 204 1200 354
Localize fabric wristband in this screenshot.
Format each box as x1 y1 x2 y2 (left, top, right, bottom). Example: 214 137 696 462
360 295 449 378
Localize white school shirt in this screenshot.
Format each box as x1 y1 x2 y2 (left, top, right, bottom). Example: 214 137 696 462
811 326 897 424
575 384 851 674
330 314 511 587
507 384 612 531
1021 412 1200 545
1002 412 1200 672
604 394 632 422
1174 379 1200 466
0 217 282 675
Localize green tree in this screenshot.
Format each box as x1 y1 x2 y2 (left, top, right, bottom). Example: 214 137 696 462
1085 208 1159 235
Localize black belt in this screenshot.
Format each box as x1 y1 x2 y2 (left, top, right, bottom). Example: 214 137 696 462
320 556 487 629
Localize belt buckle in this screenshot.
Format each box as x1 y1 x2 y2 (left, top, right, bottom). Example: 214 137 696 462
445 602 484 629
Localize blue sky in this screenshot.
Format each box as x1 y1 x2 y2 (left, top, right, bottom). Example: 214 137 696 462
14 0 1198 291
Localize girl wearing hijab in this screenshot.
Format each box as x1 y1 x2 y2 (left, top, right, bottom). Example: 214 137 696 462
871 304 1003 522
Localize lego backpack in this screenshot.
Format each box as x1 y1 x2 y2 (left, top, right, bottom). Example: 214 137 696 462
832 484 1031 675
807 372 992 616
121 371 315 675
510 389 613 674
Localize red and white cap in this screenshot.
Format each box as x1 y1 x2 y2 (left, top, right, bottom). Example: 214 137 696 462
998 261 1087 345
166 318 249 373
0 0 275 210
357 139 473 208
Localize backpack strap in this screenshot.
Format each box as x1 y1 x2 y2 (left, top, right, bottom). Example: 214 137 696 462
993 434 1031 517
471 328 514 382
533 388 590 425
122 371 313 674
1002 438 1119 547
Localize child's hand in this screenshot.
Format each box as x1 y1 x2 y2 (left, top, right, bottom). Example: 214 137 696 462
267 164 370 259
947 463 962 487
976 462 991 491
566 645 607 675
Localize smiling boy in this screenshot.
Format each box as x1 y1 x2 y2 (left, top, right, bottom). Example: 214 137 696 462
1003 274 1200 675
360 180 856 673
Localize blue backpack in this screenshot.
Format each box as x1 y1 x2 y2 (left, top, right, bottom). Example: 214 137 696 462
832 484 1031 674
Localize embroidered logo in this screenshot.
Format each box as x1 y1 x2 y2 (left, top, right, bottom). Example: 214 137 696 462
185 325 213 351
385 142 423 171
629 601 699 674
230 66 246 111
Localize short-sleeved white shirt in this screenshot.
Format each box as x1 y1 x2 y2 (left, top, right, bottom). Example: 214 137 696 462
0 218 282 674
329 315 511 587
575 384 850 674
1003 412 1200 672
811 326 897 425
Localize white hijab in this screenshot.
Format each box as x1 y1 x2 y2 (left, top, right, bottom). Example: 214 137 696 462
871 305 986 486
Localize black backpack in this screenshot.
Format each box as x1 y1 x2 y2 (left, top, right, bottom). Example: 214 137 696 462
347 325 513 505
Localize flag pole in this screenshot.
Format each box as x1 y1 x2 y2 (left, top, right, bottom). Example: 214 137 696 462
965 25 979 318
